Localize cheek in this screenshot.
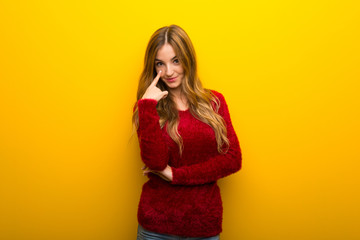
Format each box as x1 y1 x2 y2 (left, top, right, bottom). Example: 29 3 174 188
176 66 184 74
155 66 165 74
155 65 163 70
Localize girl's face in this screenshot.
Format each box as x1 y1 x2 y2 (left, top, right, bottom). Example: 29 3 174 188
154 43 184 91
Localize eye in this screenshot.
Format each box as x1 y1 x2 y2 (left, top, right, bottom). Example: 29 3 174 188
173 59 180 64
155 62 163 66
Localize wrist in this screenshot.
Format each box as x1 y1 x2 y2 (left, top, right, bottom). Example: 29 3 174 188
140 97 158 103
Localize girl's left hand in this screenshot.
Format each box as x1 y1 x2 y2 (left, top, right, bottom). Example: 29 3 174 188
142 165 173 182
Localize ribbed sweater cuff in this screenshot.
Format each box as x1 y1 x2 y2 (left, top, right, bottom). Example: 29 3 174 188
138 98 158 106
170 167 187 185
137 98 158 114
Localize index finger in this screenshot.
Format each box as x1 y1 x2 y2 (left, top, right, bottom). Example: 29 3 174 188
150 70 162 87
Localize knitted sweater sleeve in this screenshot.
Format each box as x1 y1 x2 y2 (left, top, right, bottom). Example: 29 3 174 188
135 98 169 171
170 92 242 185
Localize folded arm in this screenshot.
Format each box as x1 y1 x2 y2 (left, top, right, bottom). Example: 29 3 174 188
170 92 242 185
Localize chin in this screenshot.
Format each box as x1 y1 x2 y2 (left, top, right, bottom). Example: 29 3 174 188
168 83 181 89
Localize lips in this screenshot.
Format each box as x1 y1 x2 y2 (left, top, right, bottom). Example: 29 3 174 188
166 77 177 82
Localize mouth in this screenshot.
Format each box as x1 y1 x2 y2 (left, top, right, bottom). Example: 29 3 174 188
165 77 177 82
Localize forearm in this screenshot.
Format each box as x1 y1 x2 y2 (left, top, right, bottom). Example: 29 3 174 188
170 136 241 185
136 98 169 170
169 91 242 185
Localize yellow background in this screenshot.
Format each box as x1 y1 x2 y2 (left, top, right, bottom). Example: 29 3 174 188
1 0 359 239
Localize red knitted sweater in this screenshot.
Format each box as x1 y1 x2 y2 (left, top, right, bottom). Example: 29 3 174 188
135 89 242 237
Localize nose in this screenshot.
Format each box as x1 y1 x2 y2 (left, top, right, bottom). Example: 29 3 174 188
165 64 174 77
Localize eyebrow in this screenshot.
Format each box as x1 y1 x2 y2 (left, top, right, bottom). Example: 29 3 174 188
155 56 177 62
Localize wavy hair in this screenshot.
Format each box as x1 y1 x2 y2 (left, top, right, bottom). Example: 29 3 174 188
131 24 229 156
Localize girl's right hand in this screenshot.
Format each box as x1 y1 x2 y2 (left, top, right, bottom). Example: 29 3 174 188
141 70 168 102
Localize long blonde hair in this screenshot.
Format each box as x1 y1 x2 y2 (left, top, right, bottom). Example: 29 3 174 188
132 24 229 156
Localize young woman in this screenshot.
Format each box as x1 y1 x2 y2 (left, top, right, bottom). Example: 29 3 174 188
132 24 242 240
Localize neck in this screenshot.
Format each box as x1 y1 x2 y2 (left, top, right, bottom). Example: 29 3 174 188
169 87 188 108
169 87 182 100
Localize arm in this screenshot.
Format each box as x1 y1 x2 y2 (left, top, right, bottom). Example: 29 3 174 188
170 92 242 185
135 98 169 171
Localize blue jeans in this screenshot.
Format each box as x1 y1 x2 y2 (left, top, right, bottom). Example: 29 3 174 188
136 224 220 240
